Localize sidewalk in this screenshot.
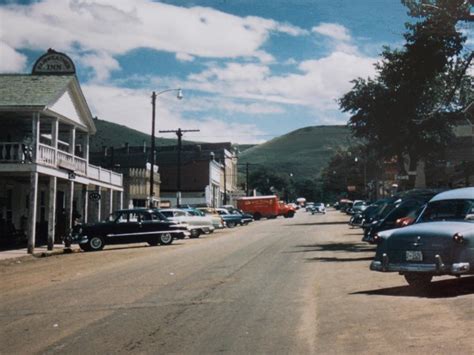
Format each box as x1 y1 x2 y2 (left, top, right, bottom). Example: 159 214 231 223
0 244 80 261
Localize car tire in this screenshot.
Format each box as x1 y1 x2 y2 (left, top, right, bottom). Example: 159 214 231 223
253 213 261 221
88 236 104 251
227 221 236 228
404 273 433 288
286 211 295 218
159 233 173 245
190 229 201 238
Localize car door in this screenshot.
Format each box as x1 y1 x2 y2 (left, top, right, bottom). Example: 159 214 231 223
107 211 136 244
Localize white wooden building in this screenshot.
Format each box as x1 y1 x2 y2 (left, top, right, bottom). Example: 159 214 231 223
0 49 123 253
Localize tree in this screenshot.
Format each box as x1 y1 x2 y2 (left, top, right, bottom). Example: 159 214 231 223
340 0 473 189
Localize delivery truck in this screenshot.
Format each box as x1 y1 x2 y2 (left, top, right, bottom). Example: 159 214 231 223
236 195 280 220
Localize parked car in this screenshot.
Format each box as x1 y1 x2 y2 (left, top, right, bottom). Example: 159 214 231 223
370 187 474 288
159 208 215 238
310 202 326 214
195 207 225 229
215 208 244 228
305 202 315 212
224 208 254 225
68 208 189 251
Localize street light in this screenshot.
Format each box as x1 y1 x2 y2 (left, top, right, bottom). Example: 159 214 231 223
149 88 183 208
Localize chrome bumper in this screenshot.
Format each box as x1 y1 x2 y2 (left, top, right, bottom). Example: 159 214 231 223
370 254 471 275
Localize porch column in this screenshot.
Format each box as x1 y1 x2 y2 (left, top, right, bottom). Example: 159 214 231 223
47 176 57 250
82 185 88 223
51 118 58 164
109 188 113 214
84 134 90 164
67 181 74 230
69 127 76 155
32 113 40 162
119 191 123 209
27 171 39 254
96 186 101 221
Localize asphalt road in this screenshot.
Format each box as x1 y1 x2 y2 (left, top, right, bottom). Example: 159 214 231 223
1 210 473 354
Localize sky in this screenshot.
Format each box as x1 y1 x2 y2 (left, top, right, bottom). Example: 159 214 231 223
0 0 471 144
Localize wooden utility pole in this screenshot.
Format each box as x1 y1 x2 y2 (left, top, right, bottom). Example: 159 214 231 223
159 128 200 207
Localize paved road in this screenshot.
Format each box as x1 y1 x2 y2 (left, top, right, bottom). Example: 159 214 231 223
1 210 473 354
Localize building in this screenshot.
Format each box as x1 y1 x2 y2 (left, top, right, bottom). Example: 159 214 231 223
0 49 123 253
89 145 161 208
91 142 238 208
157 143 238 207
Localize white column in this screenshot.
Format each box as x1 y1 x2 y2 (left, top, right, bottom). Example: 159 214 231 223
32 113 40 162
69 127 76 155
84 134 90 164
27 171 39 254
96 186 101 221
47 176 57 250
119 191 123 209
82 185 88 223
109 188 113 214
67 181 74 230
51 118 58 165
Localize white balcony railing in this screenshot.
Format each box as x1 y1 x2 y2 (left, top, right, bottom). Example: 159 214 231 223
0 142 26 163
1 142 122 188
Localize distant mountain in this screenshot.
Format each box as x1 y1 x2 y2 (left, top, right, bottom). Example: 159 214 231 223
239 125 355 178
89 119 179 152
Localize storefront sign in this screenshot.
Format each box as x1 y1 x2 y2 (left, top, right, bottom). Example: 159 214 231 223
32 49 76 75
89 192 101 201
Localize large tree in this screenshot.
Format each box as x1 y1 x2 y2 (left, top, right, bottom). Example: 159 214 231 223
340 0 473 188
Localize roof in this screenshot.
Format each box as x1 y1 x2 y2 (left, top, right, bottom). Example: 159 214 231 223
236 195 278 200
0 74 73 107
429 187 474 202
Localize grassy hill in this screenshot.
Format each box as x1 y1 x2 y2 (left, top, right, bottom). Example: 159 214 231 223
89 119 180 152
239 125 355 179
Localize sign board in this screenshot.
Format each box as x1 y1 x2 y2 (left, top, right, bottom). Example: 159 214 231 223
32 49 76 75
396 175 409 180
89 191 101 201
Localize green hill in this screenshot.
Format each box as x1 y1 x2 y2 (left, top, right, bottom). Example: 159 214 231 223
239 125 355 178
89 119 179 152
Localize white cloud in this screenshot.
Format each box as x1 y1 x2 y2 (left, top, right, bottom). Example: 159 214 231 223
0 41 27 72
176 52 195 62
312 23 352 42
82 84 266 144
0 0 305 79
76 51 120 81
185 51 377 110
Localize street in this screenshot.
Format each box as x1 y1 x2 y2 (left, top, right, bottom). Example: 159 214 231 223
1 210 473 354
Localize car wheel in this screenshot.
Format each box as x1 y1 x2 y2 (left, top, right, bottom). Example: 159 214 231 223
227 221 236 228
88 236 104 251
253 213 261 221
190 229 201 238
286 211 294 218
404 273 433 288
159 233 173 245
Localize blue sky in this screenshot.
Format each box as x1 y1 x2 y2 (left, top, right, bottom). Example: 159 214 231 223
1 0 463 144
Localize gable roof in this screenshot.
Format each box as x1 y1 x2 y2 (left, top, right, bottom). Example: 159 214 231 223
0 74 96 134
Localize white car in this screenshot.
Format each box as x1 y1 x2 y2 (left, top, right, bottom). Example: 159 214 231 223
159 208 215 238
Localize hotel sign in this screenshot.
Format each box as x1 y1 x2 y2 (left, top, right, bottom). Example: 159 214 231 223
32 49 76 75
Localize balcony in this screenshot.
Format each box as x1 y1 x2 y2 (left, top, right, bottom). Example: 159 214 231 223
0 142 122 187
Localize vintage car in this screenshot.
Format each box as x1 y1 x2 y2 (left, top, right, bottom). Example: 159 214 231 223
159 208 215 237
370 187 474 288
68 208 190 251
194 207 225 229
310 202 326 215
215 208 244 228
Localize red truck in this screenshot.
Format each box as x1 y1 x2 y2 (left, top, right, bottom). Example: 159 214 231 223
236 195 280 220
278 201 296 218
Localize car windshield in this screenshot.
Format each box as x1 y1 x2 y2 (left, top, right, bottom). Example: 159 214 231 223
418 199 474 223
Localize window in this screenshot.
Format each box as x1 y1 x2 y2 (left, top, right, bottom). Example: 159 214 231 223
420 199 474 222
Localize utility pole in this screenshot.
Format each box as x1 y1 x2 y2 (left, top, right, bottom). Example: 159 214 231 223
149 91 156 208
159 128 199 207
246 162 249 196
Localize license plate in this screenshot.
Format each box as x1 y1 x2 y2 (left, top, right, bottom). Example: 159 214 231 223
406 250 423 261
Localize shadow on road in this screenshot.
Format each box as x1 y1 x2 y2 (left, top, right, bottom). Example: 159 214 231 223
352 276 474 298
286 221 350 226
292 242 376 253
305 256 374 263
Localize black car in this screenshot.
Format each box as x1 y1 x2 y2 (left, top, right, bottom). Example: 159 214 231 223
68 208 189 251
